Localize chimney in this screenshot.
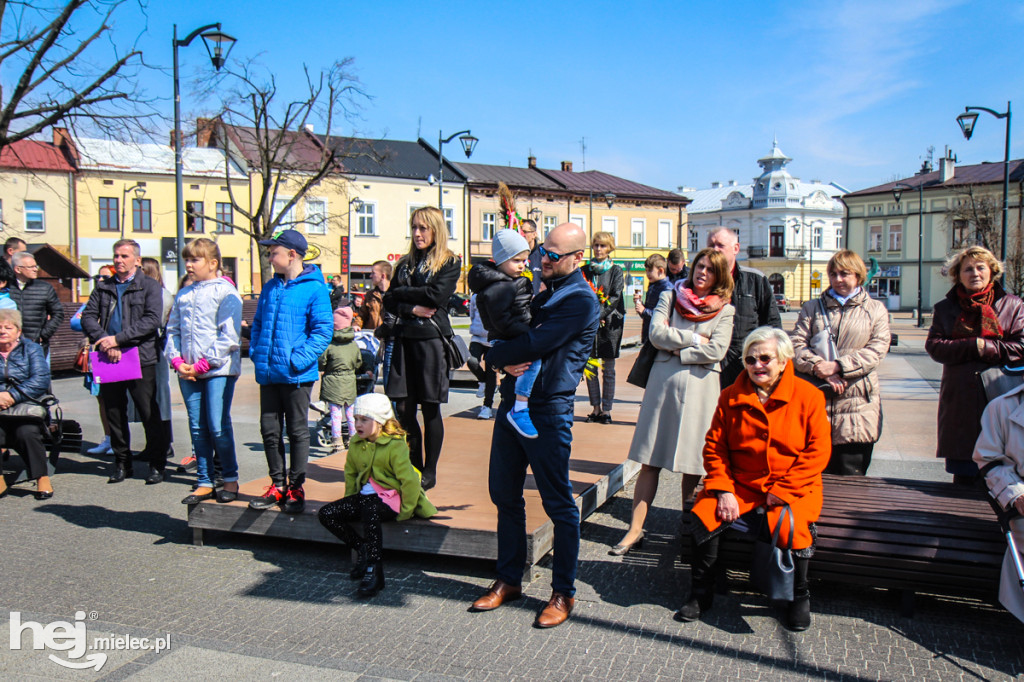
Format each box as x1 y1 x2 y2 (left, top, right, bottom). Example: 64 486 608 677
728 180 736 186
196 118 215 148
528 155 537 169
940 153 955 182
169 130 181 149
711 181 721 189
304 123 314 134
561 160 573 172
53 127 77 165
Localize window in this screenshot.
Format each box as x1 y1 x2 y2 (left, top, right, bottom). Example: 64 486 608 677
356 202 375 236
631 219 645 247
305 198 327 235
952 219 970 247
132 198 151 232
482 212 496 241
273 198 295 228
99 197 118 231
769 225 784 257
570 215 585 231
186 201 204 233
888 224 902 251
601 216 618 240
444 207 454 239
812 225 822 250
24 200 44 232
869 225 883 252
689 229 698 252
215 202 233 233
543 215 557 237
658 220 671 248
836 226 843 249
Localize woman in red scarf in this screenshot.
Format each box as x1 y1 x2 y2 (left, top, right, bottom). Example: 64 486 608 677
609 248 734 556
926 246 1024 484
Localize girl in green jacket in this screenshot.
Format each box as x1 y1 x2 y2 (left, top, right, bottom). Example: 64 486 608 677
317 392 436 597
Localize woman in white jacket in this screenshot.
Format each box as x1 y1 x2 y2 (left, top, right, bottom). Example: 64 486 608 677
165 238 243 505
974 379 1024 623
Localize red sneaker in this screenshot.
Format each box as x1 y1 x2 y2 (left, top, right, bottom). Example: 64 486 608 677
248 484 285 510
283 486 305 514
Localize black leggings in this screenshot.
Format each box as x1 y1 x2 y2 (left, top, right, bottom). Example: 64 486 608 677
318 493 397 562
466 341 497 408
396 399 443 478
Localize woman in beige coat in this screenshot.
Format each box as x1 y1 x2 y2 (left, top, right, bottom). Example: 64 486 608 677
610 248 734 555
791 250 890 475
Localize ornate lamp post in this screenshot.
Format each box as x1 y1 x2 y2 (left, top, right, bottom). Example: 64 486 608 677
173 23 236 279
120 184 146 239
588 191 616 254
437 129 477 210
956 101 1012 260
345 197 363 291
893 182 925 326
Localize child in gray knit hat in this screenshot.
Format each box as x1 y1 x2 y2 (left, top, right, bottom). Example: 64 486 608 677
466 229 540 439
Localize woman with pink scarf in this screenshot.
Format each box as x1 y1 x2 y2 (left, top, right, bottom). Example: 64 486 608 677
609 248 735 556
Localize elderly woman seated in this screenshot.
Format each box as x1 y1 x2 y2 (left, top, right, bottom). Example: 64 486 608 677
0 309 53 500
680 326 831 631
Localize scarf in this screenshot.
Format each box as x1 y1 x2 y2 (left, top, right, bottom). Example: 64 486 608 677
827 286 862 306
952 282 1003 339
673 280 726 323
588 259 613 274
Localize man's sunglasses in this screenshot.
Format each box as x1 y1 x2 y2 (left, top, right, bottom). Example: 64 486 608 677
538 245 582 263
744 354 776 366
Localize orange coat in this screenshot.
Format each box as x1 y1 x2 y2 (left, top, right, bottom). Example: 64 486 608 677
692 362 831 549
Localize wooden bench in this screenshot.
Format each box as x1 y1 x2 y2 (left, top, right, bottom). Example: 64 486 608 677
681 475 1005 615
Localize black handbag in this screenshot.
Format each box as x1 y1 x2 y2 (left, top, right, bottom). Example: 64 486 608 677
626 340 658 388
429 318 468 370
0 394 56 421
751 505 796 601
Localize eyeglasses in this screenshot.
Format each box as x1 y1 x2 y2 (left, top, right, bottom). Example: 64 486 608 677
744 354 775 366
538 245 581 263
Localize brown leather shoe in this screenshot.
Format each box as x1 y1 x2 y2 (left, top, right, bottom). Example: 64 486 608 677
534 591 574 628
469 579 522 612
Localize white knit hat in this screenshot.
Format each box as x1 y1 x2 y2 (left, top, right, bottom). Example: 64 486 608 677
491 229 530 266
353 393 395 425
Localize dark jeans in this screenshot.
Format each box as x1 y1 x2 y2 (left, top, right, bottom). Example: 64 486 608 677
0 420 47 479
101 363 168 470
489 401 579 596
259 382 313 488
466 341 497 408
318 493 398 563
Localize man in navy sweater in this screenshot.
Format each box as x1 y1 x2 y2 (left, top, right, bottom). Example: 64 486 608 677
469 222 599 629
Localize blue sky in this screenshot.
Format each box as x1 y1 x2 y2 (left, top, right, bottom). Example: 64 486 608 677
83 0 1024 193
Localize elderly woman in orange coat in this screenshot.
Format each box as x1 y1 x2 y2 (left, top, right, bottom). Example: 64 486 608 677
678 326 831 632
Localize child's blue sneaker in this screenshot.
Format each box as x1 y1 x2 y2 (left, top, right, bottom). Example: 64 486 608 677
507 407 539 439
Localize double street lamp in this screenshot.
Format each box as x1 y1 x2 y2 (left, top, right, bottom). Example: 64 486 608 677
173 23 236 279
437 129 478 210
892 182 926 327
956 101 1012 260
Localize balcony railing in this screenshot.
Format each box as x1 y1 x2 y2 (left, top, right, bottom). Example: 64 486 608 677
785 247 807 259
747 246 768 258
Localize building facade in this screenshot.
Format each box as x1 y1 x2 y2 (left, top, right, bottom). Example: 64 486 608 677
843 153 1024 313
0 135 76 254
684 141 847 304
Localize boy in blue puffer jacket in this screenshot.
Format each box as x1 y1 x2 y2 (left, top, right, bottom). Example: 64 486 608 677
248 230 333 514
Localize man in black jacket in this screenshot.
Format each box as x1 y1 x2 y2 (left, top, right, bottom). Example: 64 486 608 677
708 227 781 387
9 251 64 355
81 239 168 484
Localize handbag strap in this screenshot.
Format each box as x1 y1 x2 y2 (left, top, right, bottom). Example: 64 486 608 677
427 316 451 339
816 298 840 356
766 504 795 550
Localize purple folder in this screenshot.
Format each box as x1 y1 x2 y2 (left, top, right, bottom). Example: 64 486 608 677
90 347 143 384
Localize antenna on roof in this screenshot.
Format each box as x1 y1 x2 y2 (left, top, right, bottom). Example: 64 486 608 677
580 137 587 171
417 116 421 139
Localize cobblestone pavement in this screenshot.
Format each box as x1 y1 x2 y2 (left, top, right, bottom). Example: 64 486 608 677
1 352 1022 680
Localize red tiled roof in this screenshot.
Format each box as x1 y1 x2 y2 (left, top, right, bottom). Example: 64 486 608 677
844 159 1024 198
0 139 75 172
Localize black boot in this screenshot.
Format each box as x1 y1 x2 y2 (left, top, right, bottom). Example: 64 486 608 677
349 543 368 580
107 462 133 484
357 562 385 597
785 557 811 631
674 534 718 622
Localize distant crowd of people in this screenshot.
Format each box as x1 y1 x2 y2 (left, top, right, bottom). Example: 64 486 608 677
2 211 1023 628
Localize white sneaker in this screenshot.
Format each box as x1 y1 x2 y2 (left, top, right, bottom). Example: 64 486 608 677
86 436 111 455
476 382 486 399
477 406 493 420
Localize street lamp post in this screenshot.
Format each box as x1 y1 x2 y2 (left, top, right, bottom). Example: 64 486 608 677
345 197 363 291
956 101 1012 260
437 129 478 211
120 184 146 239
173 23 236 280
893 182 925 327
588 191 616 255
